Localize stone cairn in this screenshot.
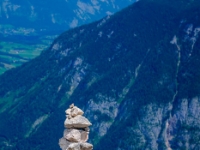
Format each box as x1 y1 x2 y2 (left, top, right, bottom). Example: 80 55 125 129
59 103 93 150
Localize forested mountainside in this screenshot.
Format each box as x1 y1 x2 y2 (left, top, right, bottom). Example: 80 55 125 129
0 0 200 149
0 0 135 74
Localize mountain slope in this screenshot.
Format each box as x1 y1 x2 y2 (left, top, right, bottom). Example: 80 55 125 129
0 0 135 30
0 0 135 74
0 0 200 149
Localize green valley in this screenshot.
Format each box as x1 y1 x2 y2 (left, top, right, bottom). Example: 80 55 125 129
0 0 200 149
0 30 57 74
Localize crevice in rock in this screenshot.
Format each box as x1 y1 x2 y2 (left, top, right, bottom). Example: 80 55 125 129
157 35 181 150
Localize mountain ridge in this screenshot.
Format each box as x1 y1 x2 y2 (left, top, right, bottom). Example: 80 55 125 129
0 0 200 149
0 0 135 30
0 0 135 74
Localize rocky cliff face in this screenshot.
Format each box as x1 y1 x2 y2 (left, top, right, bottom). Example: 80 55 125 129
0 0 200 150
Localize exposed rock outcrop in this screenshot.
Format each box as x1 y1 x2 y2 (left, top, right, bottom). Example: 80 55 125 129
59 104 93 150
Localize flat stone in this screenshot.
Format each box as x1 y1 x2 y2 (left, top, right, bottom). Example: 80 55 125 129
65 106 84 118
66 142 93 150
64 129 81 142
64 129 89 142
71 106 84 117
80 142 93 150
65 108 72 115
59 138 71 150
67 143 80 150
64 115 92 128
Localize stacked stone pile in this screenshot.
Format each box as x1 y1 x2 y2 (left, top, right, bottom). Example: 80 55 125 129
59 103 93 150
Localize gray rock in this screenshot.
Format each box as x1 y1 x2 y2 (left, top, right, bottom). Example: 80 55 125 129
66 142 93 150
65 105 84 118
64 115 92 128
80 143 93 150
71 106 84 117
59 138 71 150
67 143 80 150
66 108 72 115
64 129 89 142
80 131 89 142
64 129 81 142
84 127 90 132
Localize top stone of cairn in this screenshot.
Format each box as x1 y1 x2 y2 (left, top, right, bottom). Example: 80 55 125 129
64 103 92 129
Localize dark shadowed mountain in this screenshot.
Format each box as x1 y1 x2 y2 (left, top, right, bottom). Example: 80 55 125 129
0 0 200 149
